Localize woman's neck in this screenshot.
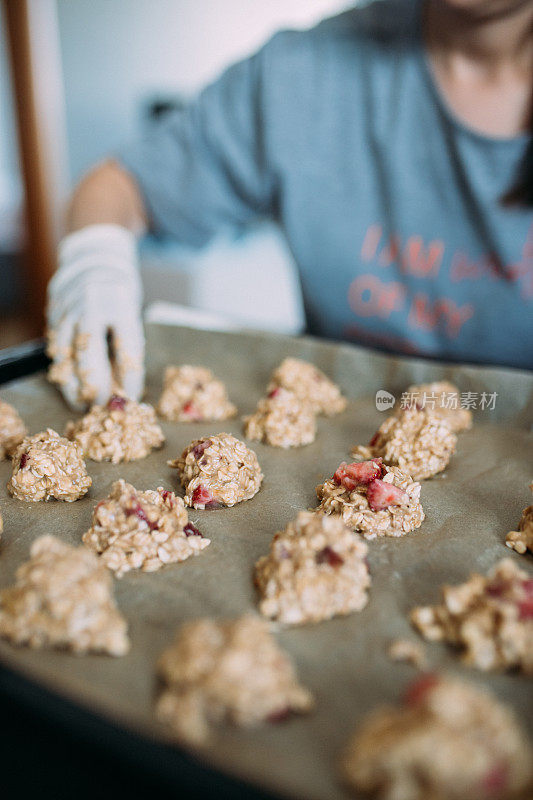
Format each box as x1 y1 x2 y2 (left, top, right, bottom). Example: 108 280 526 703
425 0 533 70
423 0 533 137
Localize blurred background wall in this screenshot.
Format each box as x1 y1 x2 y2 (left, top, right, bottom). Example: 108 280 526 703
1 0 351 346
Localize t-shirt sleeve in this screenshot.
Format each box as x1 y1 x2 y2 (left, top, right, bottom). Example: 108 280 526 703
117 44 277 246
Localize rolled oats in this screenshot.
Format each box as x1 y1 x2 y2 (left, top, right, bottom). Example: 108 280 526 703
7 429 92 502
83 479 210 578
243 387 316 449
388 638 428 669
0 400 27 460
0 535 129 655
408 380 473 433
316 459 424 539
411 559 533 673
342 674 532 800
169 433 263 509
506 483 533 555
156 615 313 745
268 357 346 416
255 511 370 625
157 365 236 422
66 394 164 463
353 406 457 480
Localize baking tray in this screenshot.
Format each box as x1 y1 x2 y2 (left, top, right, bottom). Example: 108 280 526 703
0 324 532 800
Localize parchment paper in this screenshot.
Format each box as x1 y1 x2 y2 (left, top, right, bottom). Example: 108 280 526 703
0 324 532 800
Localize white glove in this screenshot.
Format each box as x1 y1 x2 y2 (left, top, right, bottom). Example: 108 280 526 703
46 224 145 410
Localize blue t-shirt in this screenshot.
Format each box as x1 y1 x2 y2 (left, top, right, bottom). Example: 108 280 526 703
119 0 533 370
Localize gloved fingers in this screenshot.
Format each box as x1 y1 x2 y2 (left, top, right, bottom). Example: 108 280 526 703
111 318 145 401
46 316 85 411
74 317 113 407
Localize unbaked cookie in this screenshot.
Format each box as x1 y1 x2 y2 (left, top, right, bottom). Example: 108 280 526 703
156 615 313 745
158 365 237 422
0 400 27 460
353 406 457 480
506 483 533 555
8 429 92 502
243 387 316 448
268 357 346 416
169 433 263 509
0 535 129 655
341 674 532 800
255 511 370 625
411 558 533 674
66 394 164 463
316 458 424 538
407 380 473 433
83 479 210 578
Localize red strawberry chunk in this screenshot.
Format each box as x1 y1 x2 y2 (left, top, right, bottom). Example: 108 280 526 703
183 522 203 537
517 579 533 620
333 459 384 490
182 402 201 420
316 546 344 567
160 489 174 506
19 452 29 469
268 387 281 399
107 395 126 411
366 479 408 511
191 439 212 460
481 763 509 796
368 432 380 447
126 501 158 530
266 707 292 723
191 484 220 508
404 673 440 707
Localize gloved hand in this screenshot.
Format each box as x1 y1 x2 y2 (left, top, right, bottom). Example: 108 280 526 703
46 224 145 410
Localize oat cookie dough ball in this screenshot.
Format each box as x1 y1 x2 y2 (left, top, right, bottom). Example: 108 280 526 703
0 400 27 460
353 406 457 481
268 357 346 416
408 380 473 433
316 458 424 539
7 429 92 502
83 479 210 578
156 615 313 745
66 394 164 463
341 674 532 800
169 433 263 509
158 365 237 422
244 387 316 449
411 559 533 674
506 483 533 555
0 535 129 655
255 511 370 625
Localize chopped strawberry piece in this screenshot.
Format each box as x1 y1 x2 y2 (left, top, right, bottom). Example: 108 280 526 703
404 673 440 707
160 489 174 506
268 387 281 399
366 479 408 511
368 432 380 447
126 501 158 530
19 452 29 469
182 402 201 420
517 579 533 619
191 484 217 508
518 598 533 620
107 395 126 411
481 763 509 796
316 546 344 567
191 439 212 460
333 459 384 490
266 706 292 723
486 582 507 598
183 522 203 537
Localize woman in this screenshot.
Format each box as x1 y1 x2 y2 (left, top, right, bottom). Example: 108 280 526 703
47 0 533 408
